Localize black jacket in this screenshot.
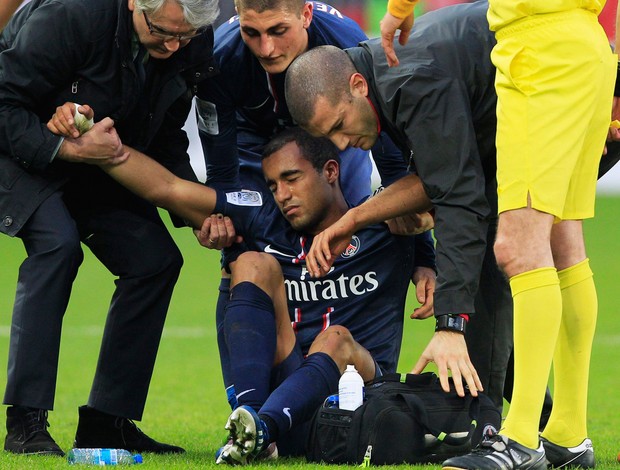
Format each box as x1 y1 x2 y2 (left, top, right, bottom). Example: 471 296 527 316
347 0 498 316
0 0 216 235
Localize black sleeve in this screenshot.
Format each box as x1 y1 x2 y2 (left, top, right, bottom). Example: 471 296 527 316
413 230 436 272
398 78 490 316
0 1 93 171
195 72 241 189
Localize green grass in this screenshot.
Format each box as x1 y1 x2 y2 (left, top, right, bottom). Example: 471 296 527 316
0 198 619 469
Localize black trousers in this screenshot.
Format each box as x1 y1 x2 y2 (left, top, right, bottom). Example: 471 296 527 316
3 189 183 420
467 218 513 410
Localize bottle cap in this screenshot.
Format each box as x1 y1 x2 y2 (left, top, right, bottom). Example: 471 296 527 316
134 454 144 464
345 364 357 372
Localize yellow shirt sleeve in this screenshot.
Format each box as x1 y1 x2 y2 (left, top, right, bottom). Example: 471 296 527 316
387 0 419 19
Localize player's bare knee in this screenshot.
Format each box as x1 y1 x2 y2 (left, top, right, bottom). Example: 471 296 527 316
231 251 283 295
311 325 355 365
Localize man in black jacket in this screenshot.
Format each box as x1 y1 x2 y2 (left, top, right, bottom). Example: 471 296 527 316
0 0 218 457
285 0 503 405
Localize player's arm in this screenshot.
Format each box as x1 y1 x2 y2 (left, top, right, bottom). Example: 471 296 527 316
102 146 217 229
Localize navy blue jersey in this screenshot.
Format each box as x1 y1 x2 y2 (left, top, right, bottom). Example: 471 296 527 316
213 184 422 373
195 2 375 205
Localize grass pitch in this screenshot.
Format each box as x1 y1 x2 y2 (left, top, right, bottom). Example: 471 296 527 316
0 197 619 469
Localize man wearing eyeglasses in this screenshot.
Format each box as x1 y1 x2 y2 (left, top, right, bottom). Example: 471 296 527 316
0 0 218 457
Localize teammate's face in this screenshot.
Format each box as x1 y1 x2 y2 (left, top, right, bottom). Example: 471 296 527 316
130 0 195 59
262 142 336 234
304 75 379 151
238 3 312 74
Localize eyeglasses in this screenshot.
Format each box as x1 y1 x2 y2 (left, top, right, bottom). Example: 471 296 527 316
142 11 203 42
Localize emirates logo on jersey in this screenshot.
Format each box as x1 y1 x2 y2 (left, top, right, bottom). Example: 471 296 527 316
341 235 360 258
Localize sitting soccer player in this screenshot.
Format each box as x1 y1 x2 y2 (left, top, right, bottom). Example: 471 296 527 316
92 126 435 464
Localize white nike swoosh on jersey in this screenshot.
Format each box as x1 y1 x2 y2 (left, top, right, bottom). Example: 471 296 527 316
236 388 256 399
264 245 296 258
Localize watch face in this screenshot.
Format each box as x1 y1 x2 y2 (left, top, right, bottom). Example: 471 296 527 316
435 315 466 334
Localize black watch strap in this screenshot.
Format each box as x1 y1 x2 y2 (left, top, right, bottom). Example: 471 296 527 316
435 314 467 335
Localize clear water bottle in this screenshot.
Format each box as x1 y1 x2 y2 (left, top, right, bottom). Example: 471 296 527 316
67 448 143 465
338 364 364 411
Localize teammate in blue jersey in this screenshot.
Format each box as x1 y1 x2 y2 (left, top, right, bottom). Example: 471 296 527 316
93 127 436 464
196 0 374 201
193 0 420 422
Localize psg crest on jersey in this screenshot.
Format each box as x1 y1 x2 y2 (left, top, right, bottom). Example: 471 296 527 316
341 235 360 258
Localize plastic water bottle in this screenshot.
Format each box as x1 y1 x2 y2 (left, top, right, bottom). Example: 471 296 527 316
325 394 339 408
67 448 143 465
338 364 364 411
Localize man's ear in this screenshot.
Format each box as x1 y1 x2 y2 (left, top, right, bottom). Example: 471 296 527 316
128 0 135 12
302 2 313 29
323 159 340 184
349 72 368 98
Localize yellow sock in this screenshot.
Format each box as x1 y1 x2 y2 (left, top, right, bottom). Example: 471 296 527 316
541 259 597 447
503 267 561 449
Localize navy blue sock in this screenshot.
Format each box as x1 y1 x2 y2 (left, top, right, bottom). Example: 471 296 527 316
216 278 232 387
224 281 277 411
259 352 340 442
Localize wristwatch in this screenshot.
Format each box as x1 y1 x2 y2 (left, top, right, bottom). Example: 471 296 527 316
435 314 467 335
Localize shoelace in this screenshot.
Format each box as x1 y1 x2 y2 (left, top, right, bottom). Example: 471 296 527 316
114 416 146 444
23 409 50 438
471 433 505 455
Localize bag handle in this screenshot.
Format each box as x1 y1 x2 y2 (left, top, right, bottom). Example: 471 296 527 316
368 372 437 387
369 372 478 447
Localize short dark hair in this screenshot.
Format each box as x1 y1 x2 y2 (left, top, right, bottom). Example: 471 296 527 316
234 0 304 14
285 45 357 127
262 127 340 172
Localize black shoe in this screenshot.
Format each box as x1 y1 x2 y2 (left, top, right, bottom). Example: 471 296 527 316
442 432 546 470
4 406 65 456
541 437 595 469
73 405 184 454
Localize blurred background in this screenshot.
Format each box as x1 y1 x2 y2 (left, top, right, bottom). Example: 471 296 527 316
215 0 618 41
